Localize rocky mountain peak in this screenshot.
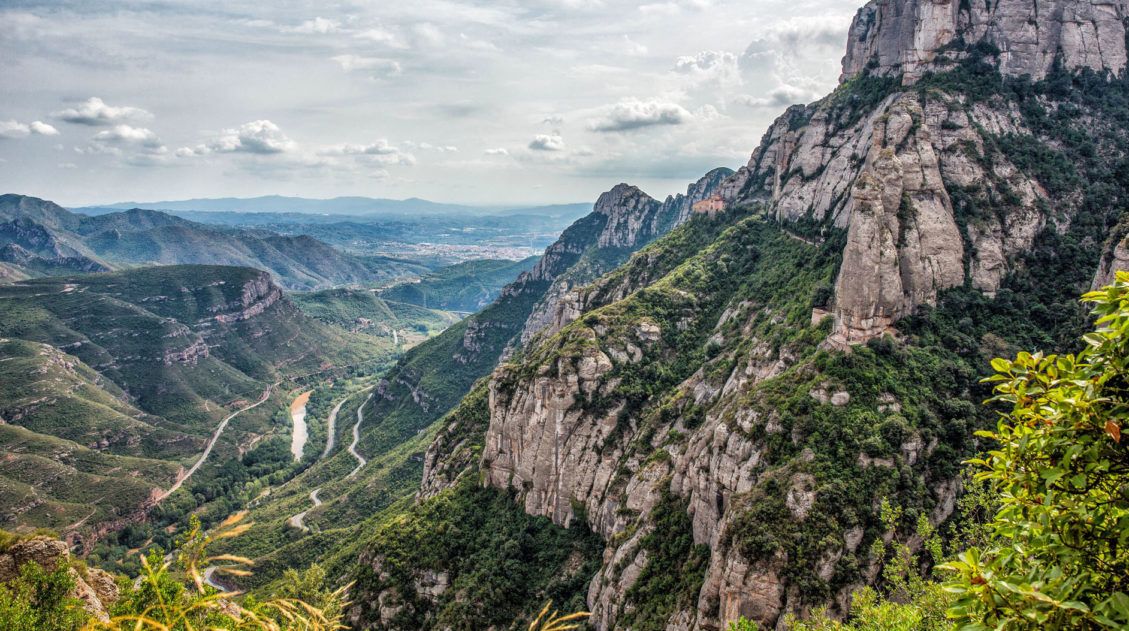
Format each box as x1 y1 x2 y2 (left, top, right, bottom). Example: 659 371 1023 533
841 0 1129 84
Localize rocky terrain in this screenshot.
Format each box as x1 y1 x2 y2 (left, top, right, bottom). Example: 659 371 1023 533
351 0 1129 628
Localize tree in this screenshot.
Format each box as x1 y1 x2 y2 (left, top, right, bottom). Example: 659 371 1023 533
942 272 1129 629
0 560 88 631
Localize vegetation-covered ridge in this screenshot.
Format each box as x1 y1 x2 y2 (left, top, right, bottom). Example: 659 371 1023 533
0 194 430 290
0 264 388 544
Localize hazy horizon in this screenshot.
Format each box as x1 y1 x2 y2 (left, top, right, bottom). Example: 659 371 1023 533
1 0 865 207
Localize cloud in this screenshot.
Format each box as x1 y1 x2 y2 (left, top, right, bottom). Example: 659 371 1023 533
484 147 509 156
92 124 161 147
332 55 403 77
317 140 415 165
285 17 338 34
354 27 407 48
588 99 692 132
638 0 710 16
528 133 565 151
0 119 59 138
413 23 444 47
734 84 819 108
53 97 152 126
181 120 296 156
623 35 648 56
30 121 59 136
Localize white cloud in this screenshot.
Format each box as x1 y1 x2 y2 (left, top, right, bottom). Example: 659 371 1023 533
0 120 30 139
182 120 296 156
588 99 692 132
484 147 509 156
332 55 403 77
92 124 161 147
413 23 445 47
317 140 415 165
53 97 152 126
734 84 819 108
639 0 710 16
529 133 565 151
354 27 407 48
285 17 338 34
29 121 59 136
623 35 648 56
0 119 59 138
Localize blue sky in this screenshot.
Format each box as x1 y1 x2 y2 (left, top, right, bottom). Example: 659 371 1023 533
0 0 866 206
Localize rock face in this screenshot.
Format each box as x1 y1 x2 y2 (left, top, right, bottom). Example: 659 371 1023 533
0 536 119 621
210 273 284 323
722 49 1050 344
405 1 1129 629
841 0 1129 84
518 168 733 349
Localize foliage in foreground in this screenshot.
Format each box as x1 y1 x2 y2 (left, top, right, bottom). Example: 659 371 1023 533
730 275 1129 630
941 272 1129 629
93 512 349 630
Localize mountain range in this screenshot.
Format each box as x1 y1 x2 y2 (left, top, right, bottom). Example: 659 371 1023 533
75 195 592 219
0 194 431 290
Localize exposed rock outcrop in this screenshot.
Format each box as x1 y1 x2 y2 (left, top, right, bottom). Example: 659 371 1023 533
841 0 1129 84
518 168 733 348
210 273 283 323
0 536 118 621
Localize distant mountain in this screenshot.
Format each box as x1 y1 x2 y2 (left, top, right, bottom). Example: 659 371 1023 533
0 194 431 290
74 195 591 218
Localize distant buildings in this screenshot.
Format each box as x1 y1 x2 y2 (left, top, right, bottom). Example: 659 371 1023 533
692 195 726 218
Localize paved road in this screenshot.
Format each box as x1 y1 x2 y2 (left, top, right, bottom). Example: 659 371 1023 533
346 393 374 479
286 488 322 532
321 398 348 458
157 382 277 502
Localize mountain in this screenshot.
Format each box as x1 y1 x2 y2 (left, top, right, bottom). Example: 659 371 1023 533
376 257 540 312
342 1 1129 628
75 195 592 219
0 195 430 290
0 265 389 541
196 166 735 596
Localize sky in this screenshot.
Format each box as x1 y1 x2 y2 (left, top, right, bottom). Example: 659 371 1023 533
0 0 867 207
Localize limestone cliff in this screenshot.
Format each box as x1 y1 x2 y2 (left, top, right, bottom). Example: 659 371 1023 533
841 0 1129 84
393 1 1129 629
518 168 732 349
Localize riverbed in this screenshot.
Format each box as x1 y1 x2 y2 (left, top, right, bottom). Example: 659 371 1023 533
289 390 312 461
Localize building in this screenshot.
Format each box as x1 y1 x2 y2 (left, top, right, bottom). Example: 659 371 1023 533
691 194 726 218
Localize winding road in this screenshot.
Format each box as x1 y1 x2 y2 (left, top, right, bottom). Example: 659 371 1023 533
157 382 277 502
346 393 374 479
284 387 375 530
286 489 322 532
320 398 348 458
